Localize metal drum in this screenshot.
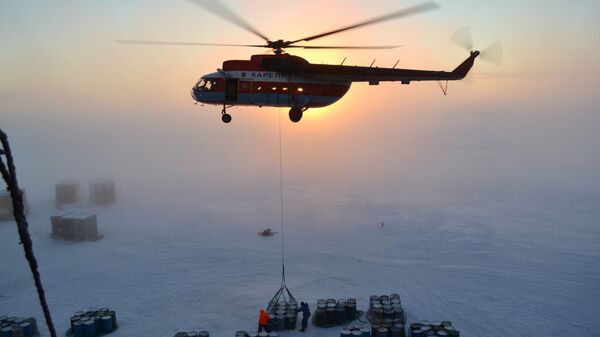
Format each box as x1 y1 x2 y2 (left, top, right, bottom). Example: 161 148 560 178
285 313 296 330
420 325 432 336
276 314 286 331
83 320 95 337
411 329 424 337
199 331 210 337
336 306 346 324
383 310 394 319
100 316 112 333
389 294 400 300
373 308 384 320
327 298 337 304
380 295 390 302
447 330 459 337
436 331 448 336
371 324 380 337
72 321 84 337
346 302 357 320
316 309 326 326
70 316 80 332
360 327 371 337
372 303 382 310
369 295 380 302
107 311 117 328
0 327 11 337
393 310 404 323
18 323 32 337
352 330 362 337
326 307 336 325
317 299 326 305
340 330 352 337
317 303 327 310
11 327 24 337
377 327 389 337
187 332 199 337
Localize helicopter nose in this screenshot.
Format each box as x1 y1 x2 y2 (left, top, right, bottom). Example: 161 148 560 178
191 87 200 101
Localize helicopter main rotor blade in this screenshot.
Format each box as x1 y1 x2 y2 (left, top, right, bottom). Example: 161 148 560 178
115 39 267 48
288 45 401 50
289 1 439 44
188 0 270 42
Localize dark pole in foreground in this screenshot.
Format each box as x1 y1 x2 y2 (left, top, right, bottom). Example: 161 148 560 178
0 129 57 337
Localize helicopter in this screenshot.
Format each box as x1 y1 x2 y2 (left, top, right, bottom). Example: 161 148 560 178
118 0 493 124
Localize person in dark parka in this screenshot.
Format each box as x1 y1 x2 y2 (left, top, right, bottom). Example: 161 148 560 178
296 302 311 332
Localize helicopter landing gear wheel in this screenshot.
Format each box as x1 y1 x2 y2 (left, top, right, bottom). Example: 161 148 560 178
221 107 231 124
221 113 232 123
289 107 303 123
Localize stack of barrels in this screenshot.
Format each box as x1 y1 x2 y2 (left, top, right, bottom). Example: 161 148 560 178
315 298 357 327
266 302 298 331
0 316 38 337
409 321 459 337
340 323 371 337
69 308 117 337
367 294 406 337
173 330 210 337
240 331 280 337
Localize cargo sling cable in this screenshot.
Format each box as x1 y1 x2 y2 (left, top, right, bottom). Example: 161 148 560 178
0 129 58 337
267 110 297 311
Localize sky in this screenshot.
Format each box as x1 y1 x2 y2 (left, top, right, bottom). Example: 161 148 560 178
1 0 599 208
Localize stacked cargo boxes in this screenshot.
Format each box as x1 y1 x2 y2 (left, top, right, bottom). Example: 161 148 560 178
0 316 40 337
314 298 359 327
0 190 28 222
89 180 116 205
50 211 100 241
67 308 117 337
56 181 80 208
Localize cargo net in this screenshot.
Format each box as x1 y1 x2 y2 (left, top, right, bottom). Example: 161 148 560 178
266 298 299 332
366 294 406 327
314 298 360 328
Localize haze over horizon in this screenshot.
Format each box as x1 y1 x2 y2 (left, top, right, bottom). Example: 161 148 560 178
1 0 599 209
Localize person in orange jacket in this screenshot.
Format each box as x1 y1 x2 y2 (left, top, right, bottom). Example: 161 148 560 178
258 309 271 333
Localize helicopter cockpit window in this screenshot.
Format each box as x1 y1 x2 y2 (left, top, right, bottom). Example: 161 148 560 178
196 79 207 89
196 79 217 92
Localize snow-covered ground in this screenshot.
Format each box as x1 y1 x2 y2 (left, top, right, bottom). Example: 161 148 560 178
2 185 599 337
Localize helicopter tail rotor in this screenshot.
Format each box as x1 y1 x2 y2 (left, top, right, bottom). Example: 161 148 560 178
451 26 503 65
